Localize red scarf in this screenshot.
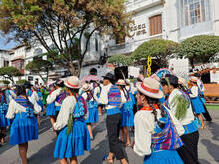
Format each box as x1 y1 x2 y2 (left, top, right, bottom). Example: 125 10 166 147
140 104 159 111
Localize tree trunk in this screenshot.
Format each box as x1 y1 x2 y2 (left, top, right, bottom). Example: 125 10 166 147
69 62 77 76
38 73 46 84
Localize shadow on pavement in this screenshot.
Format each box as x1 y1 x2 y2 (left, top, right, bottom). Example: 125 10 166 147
28 137 57 164
0 116 52 155
201 139 219 163
199 159 212 164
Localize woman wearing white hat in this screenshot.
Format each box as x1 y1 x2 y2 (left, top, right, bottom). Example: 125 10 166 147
81 83 99 140
116 79 134 147
46 80 66 133
189 76 205 129
134 77 184 164
53 76 90 164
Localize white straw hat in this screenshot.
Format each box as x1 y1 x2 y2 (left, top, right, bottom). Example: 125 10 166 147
64 76 80 89
82 83 92 92
137 77 163 99
190 76 198 83
125 79 131 85
116 79 126 86
178 77 186 86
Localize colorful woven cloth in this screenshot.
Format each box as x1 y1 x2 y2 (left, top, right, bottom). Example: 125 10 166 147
151 107 183 152
15 96 33 109
56 91 67 104
108 85 121 107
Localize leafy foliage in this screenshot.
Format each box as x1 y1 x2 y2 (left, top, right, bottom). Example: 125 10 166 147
0 80 10 85
16 79 28 85
170 95 189 120
25 59 53 83
0 66 22 83
131 39 178 66
108 54 133 66
25 59 52 72
0 0 132 75
177 35 219 65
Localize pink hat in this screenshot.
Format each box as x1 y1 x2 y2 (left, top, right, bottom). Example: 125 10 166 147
64 76 80 89
137 77 163 99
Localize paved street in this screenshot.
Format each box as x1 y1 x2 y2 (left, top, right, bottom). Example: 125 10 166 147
0 110 219 164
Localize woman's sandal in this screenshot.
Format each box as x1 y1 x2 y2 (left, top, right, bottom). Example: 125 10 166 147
103 154 115 164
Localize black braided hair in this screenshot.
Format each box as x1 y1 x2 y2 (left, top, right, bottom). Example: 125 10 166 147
121 85 130 101
16 85 32 107
140 92 166 129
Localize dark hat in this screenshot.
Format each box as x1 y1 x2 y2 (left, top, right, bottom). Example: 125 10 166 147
161 75 178 86
168 75 178 86
55 79 64 87
24 81 33 88
102 73 115 81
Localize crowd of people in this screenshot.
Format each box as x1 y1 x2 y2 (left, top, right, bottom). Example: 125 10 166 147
0 71 211 164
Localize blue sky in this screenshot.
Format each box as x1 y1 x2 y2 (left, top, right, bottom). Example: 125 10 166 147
0 33 18 50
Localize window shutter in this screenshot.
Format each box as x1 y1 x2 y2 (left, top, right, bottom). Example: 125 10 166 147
149 14 162 36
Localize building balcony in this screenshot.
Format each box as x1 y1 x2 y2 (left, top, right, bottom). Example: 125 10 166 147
126 0 163 12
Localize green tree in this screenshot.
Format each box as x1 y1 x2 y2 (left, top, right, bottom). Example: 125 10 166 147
131 39 178 66
177 35 219 67
0 80 10 85
25 59 53 83
16 79 28 85
108 54 133 66
0 66 22 84
0 0 132 75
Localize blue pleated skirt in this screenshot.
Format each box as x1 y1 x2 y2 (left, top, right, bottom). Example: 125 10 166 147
9 113 38 145
143 150 183 164
46 103 56 116
0 111 10 127
37 100 44 112
85 107 99 123
121 101 134 127
54 119 91 159
191 97 206 114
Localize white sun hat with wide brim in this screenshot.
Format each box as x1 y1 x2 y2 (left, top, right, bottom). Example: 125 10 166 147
116 79 126 86
137 77 163 99
190 76 198 83
82 83 92 92
64 76 81 89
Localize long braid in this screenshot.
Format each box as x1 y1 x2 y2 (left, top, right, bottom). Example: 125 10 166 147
147 96 166 129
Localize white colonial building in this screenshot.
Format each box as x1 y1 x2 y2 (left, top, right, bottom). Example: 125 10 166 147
107 0 219 80
1 0 219 84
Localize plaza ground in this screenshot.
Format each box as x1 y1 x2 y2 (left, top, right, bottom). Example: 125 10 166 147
0 109 219 164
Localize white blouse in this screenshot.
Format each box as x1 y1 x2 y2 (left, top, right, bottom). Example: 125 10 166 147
6 96 41 119
81 92 94 102
93 87 101 104
120 89 128 104
168 89 195 126
189 86 199 98
46 88 62 106
134 107 184 157
53 96 77 131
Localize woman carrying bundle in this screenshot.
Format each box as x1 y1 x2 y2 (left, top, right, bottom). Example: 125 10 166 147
81 83 99 140
134 77 184 164
116 79 134 147
0 87 9 144
46 80 66 132
189 76 205 129
6 85 41 164
53 76 90 164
